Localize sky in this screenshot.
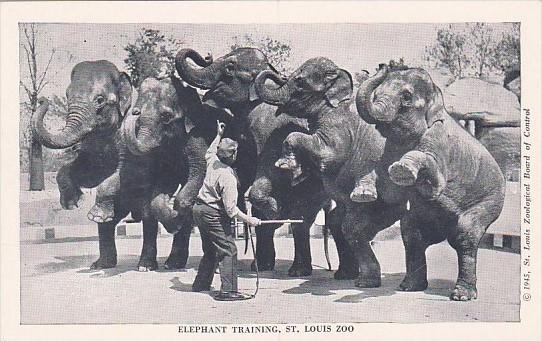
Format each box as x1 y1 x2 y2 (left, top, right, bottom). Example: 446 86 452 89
18 23 511 99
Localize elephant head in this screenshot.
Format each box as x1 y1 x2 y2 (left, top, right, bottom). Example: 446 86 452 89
123 76 201 156
175 47 278 112
255 57 353 118
355 65 445 141
32 60 132 149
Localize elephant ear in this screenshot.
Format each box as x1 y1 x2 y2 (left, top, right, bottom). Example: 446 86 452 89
425 84 446 127
118 72 133 117
325 69 353 108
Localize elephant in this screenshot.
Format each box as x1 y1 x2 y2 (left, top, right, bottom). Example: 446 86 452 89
31 60 190 270
119 75 219 268
355 64 505 300
175 48 359 278
254 57 408 288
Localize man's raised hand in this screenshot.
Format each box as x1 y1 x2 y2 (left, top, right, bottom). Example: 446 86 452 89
217 120 226 137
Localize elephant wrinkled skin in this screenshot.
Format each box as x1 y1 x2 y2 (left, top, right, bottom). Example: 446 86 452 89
255 57 408 287
356 65 505 300
32 61 192 270
176 48 358 278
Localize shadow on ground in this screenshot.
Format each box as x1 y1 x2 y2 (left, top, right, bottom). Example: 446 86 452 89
31 255 202 278
237 258 455 302
31 254 456 302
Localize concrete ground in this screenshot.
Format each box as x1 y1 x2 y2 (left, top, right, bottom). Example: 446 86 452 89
20 234 520 324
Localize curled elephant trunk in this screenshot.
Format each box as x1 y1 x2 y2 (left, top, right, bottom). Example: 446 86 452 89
254 70 292 106
175 48 224 90
123 111 160 156
355 65 394 123
32 97 92 149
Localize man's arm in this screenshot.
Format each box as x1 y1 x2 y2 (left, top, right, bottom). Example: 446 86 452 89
205 121 226 162
219 172 260 226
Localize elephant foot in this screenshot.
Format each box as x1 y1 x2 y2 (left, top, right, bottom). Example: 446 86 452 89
137 259 158 272
251 259 275 272
288 263 312 277
164 255 188 270
150 194 180 234
87 203 114 223
350 185 377 203
90 255 117 270
61 191 83 210
275 153 299 170
354 275 382 288
450 283 477 301
398 275 428 291
388 161 418 186
333 267 359 280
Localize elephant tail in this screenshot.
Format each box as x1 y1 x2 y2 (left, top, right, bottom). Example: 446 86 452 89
323 224 332 271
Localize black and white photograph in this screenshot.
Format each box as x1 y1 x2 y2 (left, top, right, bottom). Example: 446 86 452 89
1 1 540 340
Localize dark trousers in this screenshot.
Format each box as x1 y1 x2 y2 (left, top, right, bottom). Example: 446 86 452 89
192 203 238 292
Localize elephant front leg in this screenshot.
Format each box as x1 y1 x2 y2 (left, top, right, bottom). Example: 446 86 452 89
288 222 312 277
57 163 83 210
326 204 359 280
90 220 120 269
350 170 378 203
274 132 315 181
88 171 120 223
252 222 276 272
398 213 430 291
388 150 445 198
249 177 280 219
176 134 208 216
342 210 381 287
138 217 159 271
447 207 490 301
150 192 179 234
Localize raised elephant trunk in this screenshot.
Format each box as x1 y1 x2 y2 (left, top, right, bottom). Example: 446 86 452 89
123 111 160 156
254 70 292 106
355 65 393 123
32 97 91 149
175 48 224 90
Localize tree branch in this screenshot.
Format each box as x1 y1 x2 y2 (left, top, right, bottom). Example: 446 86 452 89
20 81 33 100
37 81 50 94
37 49 55 92
22 44 35 84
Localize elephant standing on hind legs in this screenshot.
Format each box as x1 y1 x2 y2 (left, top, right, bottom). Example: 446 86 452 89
254 57 408 287
121 75 218 269
175 48 359 278
31 61 193 271
355 64 505 300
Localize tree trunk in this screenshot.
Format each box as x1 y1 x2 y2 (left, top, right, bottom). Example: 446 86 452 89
29 136 45 190
28 94 45 191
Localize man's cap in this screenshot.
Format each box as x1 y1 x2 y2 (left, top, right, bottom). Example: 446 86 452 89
217 138 238 159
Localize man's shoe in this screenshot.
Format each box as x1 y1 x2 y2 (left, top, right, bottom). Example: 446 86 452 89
213 291 253 301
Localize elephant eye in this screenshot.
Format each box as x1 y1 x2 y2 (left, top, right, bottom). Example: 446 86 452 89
95 95 106 107
160 111 174 123
401 91 413 104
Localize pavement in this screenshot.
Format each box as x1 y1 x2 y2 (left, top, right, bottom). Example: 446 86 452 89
20 235 520 324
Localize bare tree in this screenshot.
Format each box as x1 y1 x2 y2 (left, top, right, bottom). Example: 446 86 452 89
20 23 55 191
